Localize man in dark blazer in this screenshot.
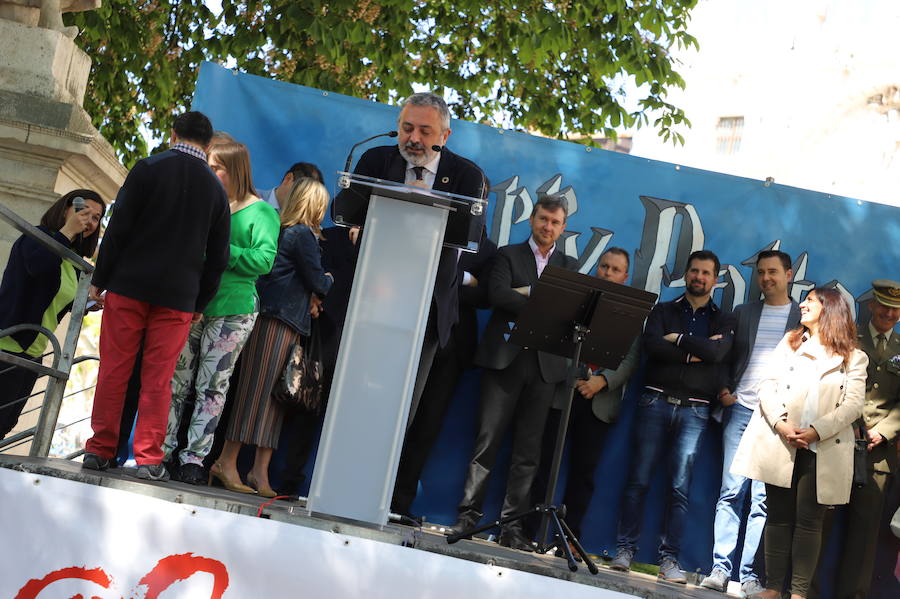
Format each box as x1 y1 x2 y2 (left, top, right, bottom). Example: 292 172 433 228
391 230 498 518
699 250 800 595
333 91 485 421
448 194 577 551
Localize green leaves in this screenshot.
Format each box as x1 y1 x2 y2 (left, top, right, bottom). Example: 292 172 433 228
67 0 697 167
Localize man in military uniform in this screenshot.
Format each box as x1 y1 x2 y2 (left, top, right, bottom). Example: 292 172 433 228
811 279 900 599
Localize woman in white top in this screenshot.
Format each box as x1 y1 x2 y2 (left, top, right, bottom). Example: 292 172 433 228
732 287 867 599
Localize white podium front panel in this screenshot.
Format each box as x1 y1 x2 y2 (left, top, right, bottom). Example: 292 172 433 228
307 193 448 524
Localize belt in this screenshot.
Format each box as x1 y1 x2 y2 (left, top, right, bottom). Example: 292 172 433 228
664 395 709 408
646 387 709 408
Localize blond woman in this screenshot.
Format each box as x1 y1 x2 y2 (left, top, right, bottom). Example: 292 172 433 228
212 178 332 496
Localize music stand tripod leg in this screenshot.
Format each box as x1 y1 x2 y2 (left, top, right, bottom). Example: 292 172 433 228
554 510 599 574
523 321 600 574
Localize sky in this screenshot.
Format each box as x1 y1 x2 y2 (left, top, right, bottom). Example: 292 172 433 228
194 1 900 205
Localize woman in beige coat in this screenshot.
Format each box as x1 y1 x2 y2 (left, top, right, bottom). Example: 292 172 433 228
731 287 867 599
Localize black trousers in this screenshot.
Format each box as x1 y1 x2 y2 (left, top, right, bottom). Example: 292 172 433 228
765 449 828 598
407 314 440 426
0 352 40 440
530 397 611 539
392 333 463 514
457 350 555 524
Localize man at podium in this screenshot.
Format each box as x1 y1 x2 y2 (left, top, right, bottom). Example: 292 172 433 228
335 92 485 422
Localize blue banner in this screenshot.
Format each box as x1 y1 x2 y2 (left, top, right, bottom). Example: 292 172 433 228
192 62 899 579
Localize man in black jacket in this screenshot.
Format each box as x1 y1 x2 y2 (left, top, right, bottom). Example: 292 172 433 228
448 194 577 551
83 111 230 481
610 249 735 583
333 91 485 422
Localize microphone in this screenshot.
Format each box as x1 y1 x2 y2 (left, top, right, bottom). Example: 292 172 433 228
339 131 399 189
431 145 443 152
72 196 85 248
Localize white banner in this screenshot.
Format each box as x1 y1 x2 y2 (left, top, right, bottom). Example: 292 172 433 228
0 468 635 598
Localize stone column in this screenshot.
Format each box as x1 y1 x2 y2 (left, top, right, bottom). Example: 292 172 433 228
0 16 126 266
0 12 124 454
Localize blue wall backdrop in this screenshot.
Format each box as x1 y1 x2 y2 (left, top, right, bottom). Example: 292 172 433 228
192 62 899 582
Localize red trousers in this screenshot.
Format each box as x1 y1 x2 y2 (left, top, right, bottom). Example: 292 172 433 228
85 292 192 464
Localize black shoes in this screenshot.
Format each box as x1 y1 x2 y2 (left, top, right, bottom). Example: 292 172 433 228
82 452 113 471
498 526 535 552
178 463 206 485
446 510 482 537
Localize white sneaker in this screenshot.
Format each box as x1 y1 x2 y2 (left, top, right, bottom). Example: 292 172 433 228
699 567 729 591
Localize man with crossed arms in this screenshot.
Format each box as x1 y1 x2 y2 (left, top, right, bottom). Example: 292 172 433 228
610 249 735 583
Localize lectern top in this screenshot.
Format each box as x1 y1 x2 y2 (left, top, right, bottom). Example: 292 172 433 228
333 171 487 252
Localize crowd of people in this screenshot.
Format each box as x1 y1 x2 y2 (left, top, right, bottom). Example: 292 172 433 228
0 95 897 599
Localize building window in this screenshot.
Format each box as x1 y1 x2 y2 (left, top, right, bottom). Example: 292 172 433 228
716 116 744 155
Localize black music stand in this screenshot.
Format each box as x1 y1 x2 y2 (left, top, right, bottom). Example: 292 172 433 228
446 265 656 573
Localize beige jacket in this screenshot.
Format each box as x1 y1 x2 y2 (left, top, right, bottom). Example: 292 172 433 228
731 334 868 505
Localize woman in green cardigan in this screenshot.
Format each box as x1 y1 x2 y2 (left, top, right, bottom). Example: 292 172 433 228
161 140 280 487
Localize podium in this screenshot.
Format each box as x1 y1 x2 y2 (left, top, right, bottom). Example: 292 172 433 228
306 172 485 525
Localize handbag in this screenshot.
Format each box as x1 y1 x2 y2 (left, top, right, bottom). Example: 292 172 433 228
272 322 324 412
851 418 869 489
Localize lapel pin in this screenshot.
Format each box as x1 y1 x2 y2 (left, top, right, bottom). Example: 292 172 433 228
441 176 449 184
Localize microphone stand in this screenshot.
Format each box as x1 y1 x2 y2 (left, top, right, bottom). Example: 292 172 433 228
338 131 398 189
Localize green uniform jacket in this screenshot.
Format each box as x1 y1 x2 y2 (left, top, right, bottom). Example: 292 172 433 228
858 326 900 474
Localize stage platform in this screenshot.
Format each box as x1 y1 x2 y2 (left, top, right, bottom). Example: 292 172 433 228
1 456 737 598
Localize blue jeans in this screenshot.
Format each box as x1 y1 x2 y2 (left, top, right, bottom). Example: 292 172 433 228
616 390 710 562
711 403 767 582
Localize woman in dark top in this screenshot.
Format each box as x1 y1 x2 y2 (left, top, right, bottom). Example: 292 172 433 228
211 177 332 496
0 189 105 439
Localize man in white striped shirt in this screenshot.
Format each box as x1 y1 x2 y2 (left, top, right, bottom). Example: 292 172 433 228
700 250 801 596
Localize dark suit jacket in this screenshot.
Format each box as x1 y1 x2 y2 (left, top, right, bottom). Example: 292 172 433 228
454 234 497 367
474 240 578 383
334 145 485 347
728 299 801 391
317 226 361 373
